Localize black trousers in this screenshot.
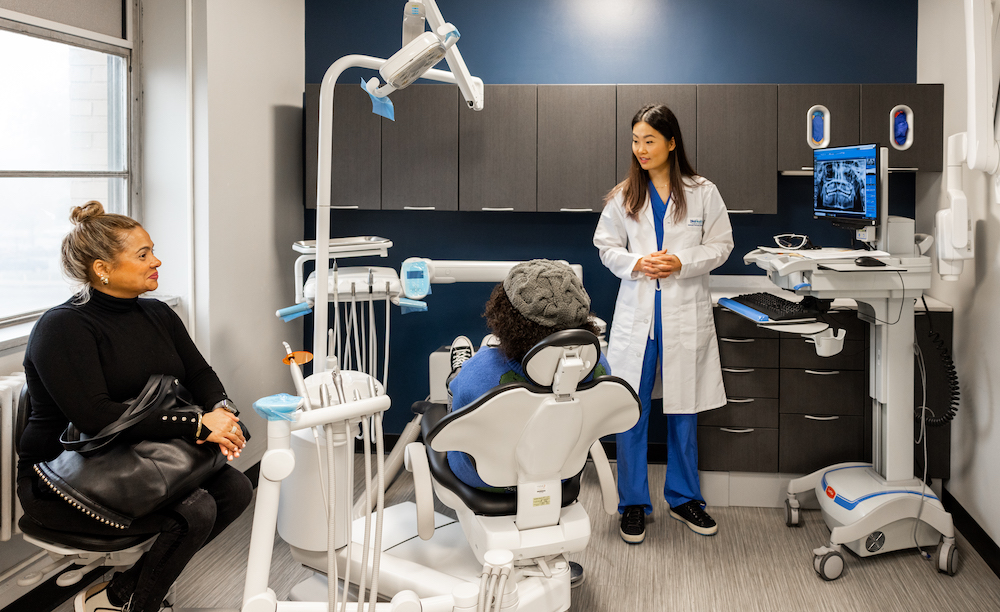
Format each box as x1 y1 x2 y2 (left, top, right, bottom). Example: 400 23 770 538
18 465 252 612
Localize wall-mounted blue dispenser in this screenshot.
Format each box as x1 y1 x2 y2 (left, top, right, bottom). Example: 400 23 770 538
807 104 830 149
890 104 913 150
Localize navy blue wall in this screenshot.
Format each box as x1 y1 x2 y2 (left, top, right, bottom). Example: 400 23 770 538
303 0 920 433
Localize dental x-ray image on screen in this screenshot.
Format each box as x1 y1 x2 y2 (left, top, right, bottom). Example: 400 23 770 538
812 143 879 225
815 159 865 213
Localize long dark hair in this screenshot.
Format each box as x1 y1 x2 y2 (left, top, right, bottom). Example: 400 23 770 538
605 104 697 223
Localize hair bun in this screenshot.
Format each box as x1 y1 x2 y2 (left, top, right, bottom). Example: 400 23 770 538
69 200 105 225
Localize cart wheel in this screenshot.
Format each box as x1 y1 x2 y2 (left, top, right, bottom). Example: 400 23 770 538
785 498 800 527
814 550 844 581
937 541 958 576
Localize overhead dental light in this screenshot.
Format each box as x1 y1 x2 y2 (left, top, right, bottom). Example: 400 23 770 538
310 0 484 372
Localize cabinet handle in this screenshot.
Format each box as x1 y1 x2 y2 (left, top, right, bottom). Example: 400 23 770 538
720 338 755 343
804 415 840 421
481 207 514 212
804 369 840 375
727 398 755 404
559 208 594 213
720 427 754 434
728 209 754 214
722 367 754 373
403 206 436 211
330 205 359 210
800 166 814 171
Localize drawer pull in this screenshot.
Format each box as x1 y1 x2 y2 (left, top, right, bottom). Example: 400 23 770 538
804 369 840 375
403 206 436 211
720 427 754 434
804 415 840 421
727 398 755 404
720 338 755 343
559 208 594 213
723 368 754 373
330 205 360 210
481 207 514 212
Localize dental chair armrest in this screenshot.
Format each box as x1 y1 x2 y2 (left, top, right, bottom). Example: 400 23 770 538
589 440 618 515
404 443 435 540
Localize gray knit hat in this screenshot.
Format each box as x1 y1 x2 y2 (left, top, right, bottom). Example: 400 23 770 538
503 259 591 327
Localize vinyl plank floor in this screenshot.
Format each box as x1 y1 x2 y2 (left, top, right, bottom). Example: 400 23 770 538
52 461 1000 612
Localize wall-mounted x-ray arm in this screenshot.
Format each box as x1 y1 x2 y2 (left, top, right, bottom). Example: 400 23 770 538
312 0 484 372
936 0 1000 280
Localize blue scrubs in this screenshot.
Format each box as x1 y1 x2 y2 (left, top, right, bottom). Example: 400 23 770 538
616 185 704 514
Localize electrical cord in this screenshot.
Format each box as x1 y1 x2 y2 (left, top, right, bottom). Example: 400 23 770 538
919 296 960 427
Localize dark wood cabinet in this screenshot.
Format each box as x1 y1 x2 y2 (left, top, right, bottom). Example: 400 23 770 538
305 83 381 210
381 85 459 211
914 310 953 479
459 85 537 212
536 85 617 213
697 85 778 214
861 84 944 171
777 84 861 173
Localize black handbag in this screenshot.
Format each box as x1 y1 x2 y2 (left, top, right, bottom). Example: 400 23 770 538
34 375 229 529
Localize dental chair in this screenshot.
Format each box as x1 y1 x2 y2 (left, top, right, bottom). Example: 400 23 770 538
14 386 153 590
394 329 641 610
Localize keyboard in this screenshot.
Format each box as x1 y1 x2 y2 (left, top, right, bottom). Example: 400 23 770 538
720 292 825 322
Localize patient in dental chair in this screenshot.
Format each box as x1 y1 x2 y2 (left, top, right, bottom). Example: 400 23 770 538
446 259 611 492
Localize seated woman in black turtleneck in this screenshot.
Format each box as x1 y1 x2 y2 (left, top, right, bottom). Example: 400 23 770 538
17 201 253 612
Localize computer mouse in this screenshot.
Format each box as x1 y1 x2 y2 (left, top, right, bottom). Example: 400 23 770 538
855 256 887 267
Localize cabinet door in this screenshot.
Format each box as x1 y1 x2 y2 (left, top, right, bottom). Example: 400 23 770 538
860 84 944 171
697 85 778 214
305 83 381 210
779 414 863 473
381 85 459 211
537 85 616 213
615 85 697 183
777 84 860 173
459 85 537 211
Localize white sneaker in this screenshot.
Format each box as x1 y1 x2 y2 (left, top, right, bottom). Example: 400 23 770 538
75 582 129 612
449 336 475 374
480 334 501 349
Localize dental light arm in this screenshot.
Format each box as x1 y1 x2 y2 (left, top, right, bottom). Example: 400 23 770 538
937 0 999 280
313 1 484 373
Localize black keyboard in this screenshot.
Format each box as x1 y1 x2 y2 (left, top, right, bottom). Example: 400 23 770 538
726 292 825 321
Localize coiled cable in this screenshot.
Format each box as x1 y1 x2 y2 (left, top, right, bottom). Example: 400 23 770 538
919 296 960 427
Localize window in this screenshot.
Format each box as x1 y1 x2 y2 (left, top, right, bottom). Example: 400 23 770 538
0 25 130 323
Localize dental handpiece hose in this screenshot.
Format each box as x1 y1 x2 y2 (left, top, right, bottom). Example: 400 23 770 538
282 342 330 513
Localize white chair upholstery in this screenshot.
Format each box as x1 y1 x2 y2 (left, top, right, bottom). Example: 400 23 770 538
409 329 639 564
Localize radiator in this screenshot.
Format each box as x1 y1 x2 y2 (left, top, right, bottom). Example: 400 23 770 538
0 373 26 542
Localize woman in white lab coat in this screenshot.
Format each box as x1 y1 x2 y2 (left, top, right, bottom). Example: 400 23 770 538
594 104 733 544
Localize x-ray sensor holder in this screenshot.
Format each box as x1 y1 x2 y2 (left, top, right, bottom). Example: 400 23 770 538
890 105 914 151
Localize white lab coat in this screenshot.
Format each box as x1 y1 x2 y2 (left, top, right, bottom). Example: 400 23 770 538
594 177 734 414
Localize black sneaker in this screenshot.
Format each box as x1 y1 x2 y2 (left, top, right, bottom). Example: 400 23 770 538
449 335 475 373
619 505 646 544
669 500 718 536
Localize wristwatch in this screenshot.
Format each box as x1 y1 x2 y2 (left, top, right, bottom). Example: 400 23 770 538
213 398 239 416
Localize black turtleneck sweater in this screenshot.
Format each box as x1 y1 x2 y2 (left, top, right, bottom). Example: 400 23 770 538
18 289 227 479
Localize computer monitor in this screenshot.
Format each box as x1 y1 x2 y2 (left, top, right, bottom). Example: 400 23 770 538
813 143 880 227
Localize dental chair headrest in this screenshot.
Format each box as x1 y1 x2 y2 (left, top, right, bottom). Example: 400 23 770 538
521 329 601 388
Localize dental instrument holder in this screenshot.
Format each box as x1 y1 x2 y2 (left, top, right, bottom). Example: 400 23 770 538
744 212 957 577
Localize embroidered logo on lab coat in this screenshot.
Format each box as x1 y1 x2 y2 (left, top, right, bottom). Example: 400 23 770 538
688 218 704 227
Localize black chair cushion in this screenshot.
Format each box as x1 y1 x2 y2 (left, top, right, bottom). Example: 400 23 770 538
417 401 581 517
18 515 149 553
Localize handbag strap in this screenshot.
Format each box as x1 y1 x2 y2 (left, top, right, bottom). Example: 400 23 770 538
61 375 182 456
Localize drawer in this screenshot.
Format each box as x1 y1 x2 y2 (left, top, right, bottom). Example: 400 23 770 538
780 339 866 370
780 369 865 415
698 425 778 473
699 398 779 428
722 367 779 399
714 307 780 338
779 414 864 474
719 337 779 368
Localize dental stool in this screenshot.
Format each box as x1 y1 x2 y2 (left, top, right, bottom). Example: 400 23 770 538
402 329 640 609
14 386 153 590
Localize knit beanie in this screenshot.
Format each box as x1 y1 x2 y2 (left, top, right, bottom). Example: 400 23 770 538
502 259 590 327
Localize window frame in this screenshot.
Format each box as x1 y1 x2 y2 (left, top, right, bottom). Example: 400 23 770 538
0 11 140 328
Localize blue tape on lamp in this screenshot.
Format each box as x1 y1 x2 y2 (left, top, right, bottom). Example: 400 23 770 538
362 78 395 121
